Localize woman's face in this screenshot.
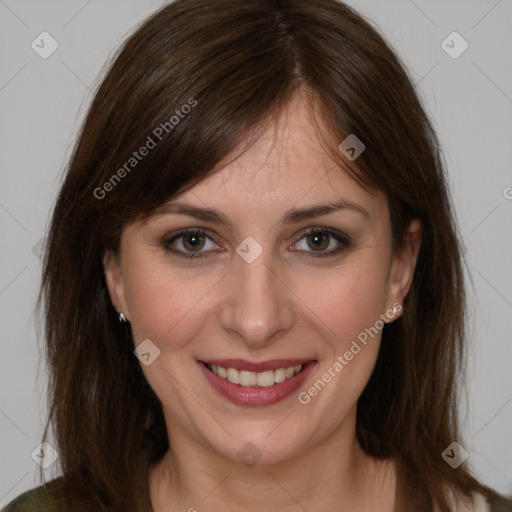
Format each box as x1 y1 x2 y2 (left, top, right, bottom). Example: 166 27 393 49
104 94 421 466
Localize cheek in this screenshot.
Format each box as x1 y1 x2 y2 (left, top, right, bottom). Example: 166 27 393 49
293 259 390 413
122 252 221 348
296 260 390 352
121 256 223 423
291 266 389 424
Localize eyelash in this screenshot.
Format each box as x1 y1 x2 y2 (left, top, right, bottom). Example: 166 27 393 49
161 227 351 260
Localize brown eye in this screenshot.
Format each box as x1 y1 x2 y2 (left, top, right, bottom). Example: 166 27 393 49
162 228 219 259
306 232 330 251
293 228 351 258
181 233 206 252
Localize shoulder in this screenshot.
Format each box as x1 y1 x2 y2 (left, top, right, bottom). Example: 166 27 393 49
2 476 66 512
465 492 492 512
485 490 512 512
450 490 512 512
1 474 107 512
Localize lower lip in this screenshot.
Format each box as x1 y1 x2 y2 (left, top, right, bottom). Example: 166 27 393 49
198 361 316 406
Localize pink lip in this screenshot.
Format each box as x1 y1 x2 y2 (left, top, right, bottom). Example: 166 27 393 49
197 360 317 407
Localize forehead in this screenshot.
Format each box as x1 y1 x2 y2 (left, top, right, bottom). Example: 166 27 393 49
176 94 386 220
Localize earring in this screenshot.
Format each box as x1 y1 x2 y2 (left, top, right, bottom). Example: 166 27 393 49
119 312 129 325
393 304 401 316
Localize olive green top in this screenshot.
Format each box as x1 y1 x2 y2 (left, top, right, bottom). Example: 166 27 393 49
1 474 152 512
3 473 512 511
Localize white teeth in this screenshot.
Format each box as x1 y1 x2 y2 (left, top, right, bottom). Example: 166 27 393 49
227 367 240 384
240 370 257 386
257 370 275 387
274 368 286 383
207 363 303 387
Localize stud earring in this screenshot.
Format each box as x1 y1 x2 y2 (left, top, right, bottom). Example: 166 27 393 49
393 304 401 316
384 303 402 324
119 312 129 325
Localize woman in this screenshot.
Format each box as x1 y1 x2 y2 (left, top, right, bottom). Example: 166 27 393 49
3 0 511 511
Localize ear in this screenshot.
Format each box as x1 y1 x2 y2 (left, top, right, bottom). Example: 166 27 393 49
103 250 130 320
384 219 422 321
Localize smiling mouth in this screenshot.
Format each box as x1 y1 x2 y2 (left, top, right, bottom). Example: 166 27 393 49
203 362 307 388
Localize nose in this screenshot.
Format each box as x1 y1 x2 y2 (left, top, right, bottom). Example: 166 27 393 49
219 244 295 348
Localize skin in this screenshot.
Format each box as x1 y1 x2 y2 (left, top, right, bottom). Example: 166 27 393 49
104 92 422 512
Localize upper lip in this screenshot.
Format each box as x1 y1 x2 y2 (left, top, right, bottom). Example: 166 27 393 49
199 358 316 372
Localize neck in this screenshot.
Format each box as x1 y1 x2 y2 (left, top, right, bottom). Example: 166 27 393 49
149 416 397 511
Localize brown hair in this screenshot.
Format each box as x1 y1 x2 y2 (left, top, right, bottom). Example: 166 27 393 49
39 0 510 510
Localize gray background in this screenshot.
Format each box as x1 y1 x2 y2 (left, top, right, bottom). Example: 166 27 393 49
1 0 511 506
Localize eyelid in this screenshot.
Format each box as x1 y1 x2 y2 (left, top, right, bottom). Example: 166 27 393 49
162 228 219 250
293 226 350 246
289 226 351 258
161 226 351 259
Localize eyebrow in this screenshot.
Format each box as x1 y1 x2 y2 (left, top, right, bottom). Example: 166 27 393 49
152 199 370 228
